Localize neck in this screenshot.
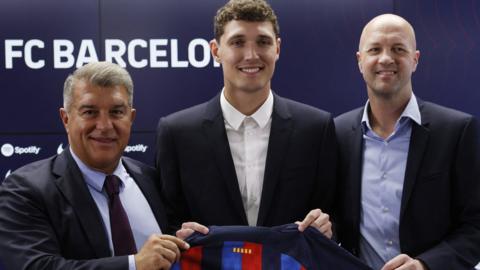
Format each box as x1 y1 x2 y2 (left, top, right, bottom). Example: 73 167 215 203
223 87 270 116
69 146 118 175
367 89 411 139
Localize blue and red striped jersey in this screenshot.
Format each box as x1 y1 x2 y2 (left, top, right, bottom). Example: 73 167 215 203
172 223 371 270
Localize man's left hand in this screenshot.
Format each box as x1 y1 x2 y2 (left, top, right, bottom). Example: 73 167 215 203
381 254 427 270
296 208 332 239
176 221 209 240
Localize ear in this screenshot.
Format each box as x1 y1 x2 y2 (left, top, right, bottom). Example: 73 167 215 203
356 51 363 73
210 39 220 63
59 108 69 133
412 50 420 72
130 108 136 123
275 37 281 60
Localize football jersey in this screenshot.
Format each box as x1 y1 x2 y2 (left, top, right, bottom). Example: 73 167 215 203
172 223 371 270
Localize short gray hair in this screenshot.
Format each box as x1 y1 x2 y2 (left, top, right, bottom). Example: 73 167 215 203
63 61 133 111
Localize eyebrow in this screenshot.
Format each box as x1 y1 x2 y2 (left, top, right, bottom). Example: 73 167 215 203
364 42 409 50
257 35 274 40
226 34 245 41
366 40 408 46
77 105 96 110
77 104 127 110
111 104 128 110
226 34 274 42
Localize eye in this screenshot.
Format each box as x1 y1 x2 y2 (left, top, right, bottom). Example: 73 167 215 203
230 39 244 47
393 47 406 53
81 110 97 117
367 47 380 53
110 108 126 117
258 38 273 46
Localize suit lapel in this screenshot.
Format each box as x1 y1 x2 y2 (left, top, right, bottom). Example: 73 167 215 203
123 158 168 232
202 94 248 224
400 102 430 218
53 149 110 257
348 112 365 232
257 95 293 226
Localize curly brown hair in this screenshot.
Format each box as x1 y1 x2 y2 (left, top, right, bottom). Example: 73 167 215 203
213 0 280 42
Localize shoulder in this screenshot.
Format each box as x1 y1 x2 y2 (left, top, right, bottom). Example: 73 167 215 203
275 95 332 123
421 102 480 151
161 94 220 126
122 156 158 179
0 155 60 205
156 98 215 133
421 101 475 125
165 102 209 122
334 107 364 131
4 155 57 185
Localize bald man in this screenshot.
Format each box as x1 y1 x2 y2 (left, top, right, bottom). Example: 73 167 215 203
334 14 480 270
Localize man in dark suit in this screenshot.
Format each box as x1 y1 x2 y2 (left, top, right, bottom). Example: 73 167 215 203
0 62 189 270
156 0 336 239
334 14 480 270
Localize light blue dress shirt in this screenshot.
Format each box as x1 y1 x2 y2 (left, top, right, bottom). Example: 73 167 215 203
359 95 421 270
70 149 161 270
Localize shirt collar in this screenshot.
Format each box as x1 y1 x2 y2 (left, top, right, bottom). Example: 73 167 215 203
361 93 422 131
69 147 127 193
220 88 274 130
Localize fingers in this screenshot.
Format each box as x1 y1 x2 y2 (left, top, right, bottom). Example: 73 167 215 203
182 222 209 234
176 222 209 240
155 240 179 263
176 228 194 240
135 234 187 270
158 234 190 251
140 234 181 263
318 221 332 239
411 259 426 270
381 254 425 270
297 208 322 231
297 209 332 238
382 254 409 270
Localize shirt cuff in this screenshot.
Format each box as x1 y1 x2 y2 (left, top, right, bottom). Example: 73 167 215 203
128 254 136 270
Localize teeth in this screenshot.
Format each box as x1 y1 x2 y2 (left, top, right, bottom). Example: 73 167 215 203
241 67 260 73
377 71 396 75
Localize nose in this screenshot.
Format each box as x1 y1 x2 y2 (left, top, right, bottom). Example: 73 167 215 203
378 50 394 65
244 43 259 60
96 112 113 130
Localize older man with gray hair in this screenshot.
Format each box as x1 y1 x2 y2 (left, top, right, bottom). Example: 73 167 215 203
0 61 188 270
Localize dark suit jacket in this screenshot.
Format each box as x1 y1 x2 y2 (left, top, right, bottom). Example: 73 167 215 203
334 100 480 270
156 93 337 233
0 149 167 270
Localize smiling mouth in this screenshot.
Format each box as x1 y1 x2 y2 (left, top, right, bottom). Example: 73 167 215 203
376 70 397 75
91 137 117 144
239 67 263 74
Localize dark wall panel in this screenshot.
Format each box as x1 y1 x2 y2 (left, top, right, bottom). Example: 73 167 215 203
395 0 480 117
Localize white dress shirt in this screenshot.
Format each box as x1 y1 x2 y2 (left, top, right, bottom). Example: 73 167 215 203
220 89 273 226
70 148 161 270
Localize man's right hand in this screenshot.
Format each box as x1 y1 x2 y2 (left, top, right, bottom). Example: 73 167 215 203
135 234 189 270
